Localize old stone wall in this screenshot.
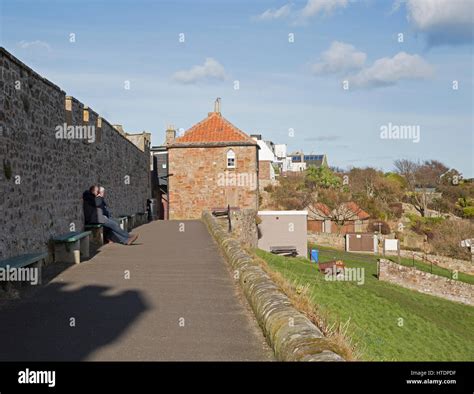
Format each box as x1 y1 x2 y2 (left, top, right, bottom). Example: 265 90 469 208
0 48 151 259
202 210 344 361
397 250 473 275
168 145 258 219
378 259 473 306
308 232 345 249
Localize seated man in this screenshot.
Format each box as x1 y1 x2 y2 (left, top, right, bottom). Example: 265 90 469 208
83 185 138 245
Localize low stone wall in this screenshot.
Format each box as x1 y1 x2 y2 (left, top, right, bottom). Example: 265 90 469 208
202 211 344 361
230 209 258 248
378 259 473 306
308 232 345 250
398 250 473 275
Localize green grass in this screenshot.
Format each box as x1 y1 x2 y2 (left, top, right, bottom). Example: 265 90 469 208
311 244 474 285
255 246 474 361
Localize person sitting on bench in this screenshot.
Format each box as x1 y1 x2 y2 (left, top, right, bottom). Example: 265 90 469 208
82 185 138 245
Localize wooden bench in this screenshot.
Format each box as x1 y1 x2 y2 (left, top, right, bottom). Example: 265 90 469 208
127 214 136 231
116 216 128 231
84 224 104 251
136 212 146 226
52 231 91 264
0 252 48 286
270 246 298 257
317 260 346 274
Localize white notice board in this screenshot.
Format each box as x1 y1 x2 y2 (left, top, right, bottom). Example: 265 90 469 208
384 239 399 252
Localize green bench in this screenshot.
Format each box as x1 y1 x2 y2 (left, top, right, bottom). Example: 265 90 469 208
85 224 104 251
52 231 91 264
136 212 147 226
0 252 48 286
116 216 128 231
127 214 136 231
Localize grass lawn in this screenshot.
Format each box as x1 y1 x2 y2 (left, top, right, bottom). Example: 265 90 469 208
255 246 474 361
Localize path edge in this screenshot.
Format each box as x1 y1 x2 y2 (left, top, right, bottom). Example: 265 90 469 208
202 211 344 362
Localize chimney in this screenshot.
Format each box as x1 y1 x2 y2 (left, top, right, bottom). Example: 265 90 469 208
214 97 221 114
165 124 176 144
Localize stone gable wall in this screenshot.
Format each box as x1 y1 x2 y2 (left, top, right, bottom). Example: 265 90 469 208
168 145 258 219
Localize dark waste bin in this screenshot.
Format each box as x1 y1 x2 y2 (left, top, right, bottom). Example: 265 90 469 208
147 198 157 221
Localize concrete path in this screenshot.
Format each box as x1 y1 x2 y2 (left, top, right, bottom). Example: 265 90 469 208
0 220 274 361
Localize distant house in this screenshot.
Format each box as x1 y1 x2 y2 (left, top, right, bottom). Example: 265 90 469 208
251 135 276 183
166 99 259 220
307 201 370 234
288 152 328 172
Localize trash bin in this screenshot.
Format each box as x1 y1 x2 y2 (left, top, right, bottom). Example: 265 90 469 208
147 198 157 221
310 249 319 263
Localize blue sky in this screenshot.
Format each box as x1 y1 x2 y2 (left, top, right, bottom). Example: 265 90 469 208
1 0 473 176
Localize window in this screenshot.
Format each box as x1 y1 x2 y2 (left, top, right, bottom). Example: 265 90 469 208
227 149 236 168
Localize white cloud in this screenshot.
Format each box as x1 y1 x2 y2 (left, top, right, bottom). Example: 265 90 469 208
300 0 349 19
257 0 349 23
312 41 366 75
400 0 474 45
172 58 227 84
348 52 435 89
18 40 51 51
256 4 292 21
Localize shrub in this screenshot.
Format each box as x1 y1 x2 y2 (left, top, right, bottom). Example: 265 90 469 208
368 220 391 234
430 220 474 260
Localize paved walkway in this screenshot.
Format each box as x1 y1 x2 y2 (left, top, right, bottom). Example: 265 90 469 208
0 220 273 361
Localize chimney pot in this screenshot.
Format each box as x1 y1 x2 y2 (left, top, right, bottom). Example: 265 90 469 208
214 97 221 114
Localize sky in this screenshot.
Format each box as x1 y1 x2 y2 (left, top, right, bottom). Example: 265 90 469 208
1 0 473 176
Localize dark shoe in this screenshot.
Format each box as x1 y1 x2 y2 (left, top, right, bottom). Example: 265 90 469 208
127 234 139 245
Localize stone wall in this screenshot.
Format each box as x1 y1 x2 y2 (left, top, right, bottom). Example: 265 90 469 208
258 160 271 180
168 145 258 219
202 210 344 361
397 250 473 275
214 209 258 248
308 232 345 249
378 259 473 306
0 48 151 260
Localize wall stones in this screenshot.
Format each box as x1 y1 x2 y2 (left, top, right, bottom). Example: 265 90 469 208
168 145 258 220
0 48 151 260
378 259 473 306
202 210 344 361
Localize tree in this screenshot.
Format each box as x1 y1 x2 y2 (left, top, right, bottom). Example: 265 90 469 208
265 174 313 210
394 159 449 217
305 166 341 190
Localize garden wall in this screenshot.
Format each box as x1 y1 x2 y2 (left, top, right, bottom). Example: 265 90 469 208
203 210 344 361
378 259 473 306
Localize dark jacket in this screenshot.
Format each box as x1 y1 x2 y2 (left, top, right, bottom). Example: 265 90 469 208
83 190 107 224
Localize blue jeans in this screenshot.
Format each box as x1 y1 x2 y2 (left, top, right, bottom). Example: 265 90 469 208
103 217 130 244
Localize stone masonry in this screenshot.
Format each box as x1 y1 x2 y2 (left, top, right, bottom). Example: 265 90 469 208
0 47 151 259
168 145 258 219
378 259 473 306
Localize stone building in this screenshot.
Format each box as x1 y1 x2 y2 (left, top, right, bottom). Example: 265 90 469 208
167 99 259 220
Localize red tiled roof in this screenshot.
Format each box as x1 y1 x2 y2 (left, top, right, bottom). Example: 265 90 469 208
342 202 370 220
308 201 370 220
312 202 331 216
171 112 256 145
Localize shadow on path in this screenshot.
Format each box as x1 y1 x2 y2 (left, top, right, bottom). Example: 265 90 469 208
0 282 149 361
